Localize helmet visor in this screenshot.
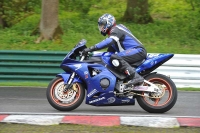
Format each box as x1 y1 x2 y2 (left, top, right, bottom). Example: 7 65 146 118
98 24 104 32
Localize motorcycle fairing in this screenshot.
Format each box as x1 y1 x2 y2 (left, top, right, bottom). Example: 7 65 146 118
92 52 174 77
57 73 82 83
61 40 87 65
136 54 174 73
60 61 134 106
58 40 173 107
100 52 114 66
86 92 135 106
93 52 174 72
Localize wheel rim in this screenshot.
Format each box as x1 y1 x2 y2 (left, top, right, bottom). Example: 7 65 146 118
50 78 81 106
142 78 173 107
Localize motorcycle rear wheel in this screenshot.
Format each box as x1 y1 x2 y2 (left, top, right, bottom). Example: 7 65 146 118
46 76 85 111
136 73 177 113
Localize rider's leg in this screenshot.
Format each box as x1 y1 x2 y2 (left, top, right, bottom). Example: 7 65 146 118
110 54 144 86
111 48 146 86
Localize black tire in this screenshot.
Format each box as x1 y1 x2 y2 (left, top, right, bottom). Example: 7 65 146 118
46 77 85 111
136 73 177 113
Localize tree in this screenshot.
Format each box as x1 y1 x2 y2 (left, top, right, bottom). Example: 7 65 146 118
186 0 200 10
36 0 63 43
60 0 97 15
0 1 8 28
123 0 153 24
0 0 37 28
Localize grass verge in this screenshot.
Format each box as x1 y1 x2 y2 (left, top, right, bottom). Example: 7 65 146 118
0 82 199 91
0 123 200 133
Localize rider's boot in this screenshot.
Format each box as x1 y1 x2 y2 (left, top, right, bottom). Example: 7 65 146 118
125 72 144 87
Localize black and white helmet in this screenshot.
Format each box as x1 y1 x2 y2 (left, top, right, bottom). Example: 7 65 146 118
98 13 116 36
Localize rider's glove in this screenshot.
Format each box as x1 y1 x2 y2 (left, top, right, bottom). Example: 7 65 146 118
82 46 97 55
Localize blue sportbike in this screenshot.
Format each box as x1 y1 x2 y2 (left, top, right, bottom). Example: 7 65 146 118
46 39 177 113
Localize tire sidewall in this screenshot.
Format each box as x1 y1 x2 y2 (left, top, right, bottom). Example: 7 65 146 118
46 77 85 111
137 73 178 113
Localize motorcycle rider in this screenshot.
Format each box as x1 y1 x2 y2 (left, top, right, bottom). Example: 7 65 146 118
82 13 147 86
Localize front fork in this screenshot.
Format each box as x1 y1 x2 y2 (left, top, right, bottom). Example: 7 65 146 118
63 55 85 92
63 72 76 92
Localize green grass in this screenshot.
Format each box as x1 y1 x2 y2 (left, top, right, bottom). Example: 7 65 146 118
0 0 199 88
0 123 199 133
0 82 199 91
0 82 49 87
0 0 199 54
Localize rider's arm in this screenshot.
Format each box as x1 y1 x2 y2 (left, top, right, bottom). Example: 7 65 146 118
82 38 116 54
94 38 116 50
107 46 116 52
94 26 122 50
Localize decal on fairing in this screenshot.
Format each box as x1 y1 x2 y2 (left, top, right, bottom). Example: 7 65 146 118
84 71 89 79
148 54 159 58
121 99 130 103
150 61 154 66
87 89 98 97
107 97 115 104
73 64 82 70
89 97 105 104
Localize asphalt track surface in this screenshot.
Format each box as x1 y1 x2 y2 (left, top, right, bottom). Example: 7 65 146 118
0 87 199 117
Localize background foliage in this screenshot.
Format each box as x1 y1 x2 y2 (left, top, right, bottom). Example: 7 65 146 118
0 0 199 54
0 0 40 27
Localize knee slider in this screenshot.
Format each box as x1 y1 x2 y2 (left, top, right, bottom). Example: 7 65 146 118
110 54 122 68
112 59 120 67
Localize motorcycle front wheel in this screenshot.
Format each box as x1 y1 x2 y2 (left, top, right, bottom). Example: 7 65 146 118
136 73 178 113
46 77 85 111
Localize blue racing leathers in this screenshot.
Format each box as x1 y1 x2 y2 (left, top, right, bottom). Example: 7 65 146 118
94 24 147 65
92 24 147 83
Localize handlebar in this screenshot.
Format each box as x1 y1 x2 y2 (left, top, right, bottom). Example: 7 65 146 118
80 55 85 61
